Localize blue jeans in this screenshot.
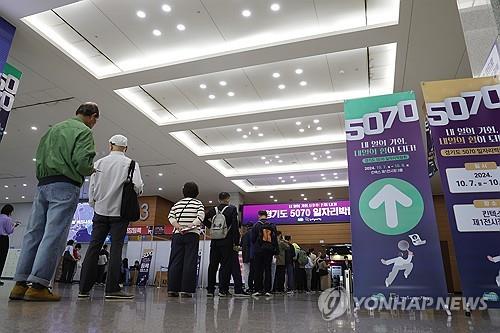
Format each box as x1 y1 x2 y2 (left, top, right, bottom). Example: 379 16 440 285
15 182 80 286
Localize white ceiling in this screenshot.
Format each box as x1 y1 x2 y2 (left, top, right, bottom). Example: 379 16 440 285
0 0 471 206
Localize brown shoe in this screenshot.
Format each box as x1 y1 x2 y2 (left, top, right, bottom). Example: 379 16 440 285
9 283 29 300
24 287 61 302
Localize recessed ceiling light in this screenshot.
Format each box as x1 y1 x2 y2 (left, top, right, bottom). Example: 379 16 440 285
334 176 339 179
322 177 327 180
313 119 320 124
265 161 270 165
200 84 207 89
219 81 227 86
161 4 172 12
299 81 307 86
136 10 146 18
152 29 162 37
327 156 332 159
158 187 163 191
320 173 325 176
258 133 264 137
269 195 274 199
209 200 213 204
85 179 89 182
316 126 323 131
278 84 286 90
292 179 297 182
236 128 242 132
261 156 266 160
313 157 318 161
270 3 281 11
339 69 345 75
329 196 333 200
3 185 8 188
281 180 286 183
158 173 163 176
23 184 27 187
242 9 252 17
327 192 332 195
274 199 278 202
227 91 235 97
310 152 315 156
176 24 186 31
290 176 294 179
275 155 280 158
333 172 338 176
2 131 6 135
21 196 25 199
32 158 36 162
272 72 280 78
295 121 301 126
242 135 248 139
5 197 8 200
252 126 259 130
30 126 38 131
325 151 331 155
278 160 283 163
303 197 308 201
295 68 303 74
300 193 305 197
208 94 216 100
299 128 305 133
278 177 282 180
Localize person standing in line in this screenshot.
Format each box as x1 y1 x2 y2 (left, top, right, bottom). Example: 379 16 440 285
241 224 255 292
100 244 110 284
309 250 318 292
203 192 241 297
283 235 295 295
71 243 82 282
79 134 143 300
318 254 331 291
10 103 98 302
60 240 76 283
96 248 108 286
230 246 250 297
273 231 288 293
167 182 205 298
251 210 278 297
0 204 20 286
305 250 314 294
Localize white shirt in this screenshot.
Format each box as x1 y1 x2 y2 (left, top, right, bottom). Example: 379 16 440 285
89 151 144 217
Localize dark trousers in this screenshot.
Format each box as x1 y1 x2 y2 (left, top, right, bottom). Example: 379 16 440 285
79 214 128 293
0 235 9 278
231 252 244 294
296 267 306 291
312 269 320 291
286 263 294 291
168 233 199 293
96 265 106 283
248 259 255 290
207 244 233 293
61 258 76 283
254 252 273 293
274 265 286 292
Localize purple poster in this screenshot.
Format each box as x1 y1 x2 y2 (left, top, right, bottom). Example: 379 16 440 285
422 77 500 307
242 201 350 225
344 91 447 300
0 18 16 143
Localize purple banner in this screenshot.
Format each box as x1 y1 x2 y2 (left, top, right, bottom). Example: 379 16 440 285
242 201 350 225
422 77 500 306
344 91 447 300
0 18 16 143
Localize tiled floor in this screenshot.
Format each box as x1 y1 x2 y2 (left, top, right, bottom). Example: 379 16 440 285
0 280 498 333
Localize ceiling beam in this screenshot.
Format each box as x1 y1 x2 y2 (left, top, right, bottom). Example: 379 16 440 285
103 23 402 89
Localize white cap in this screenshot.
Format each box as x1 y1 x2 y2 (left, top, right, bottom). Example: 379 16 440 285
109 134 128 147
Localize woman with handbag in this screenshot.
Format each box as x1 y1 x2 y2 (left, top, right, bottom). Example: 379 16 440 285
318 254 331 291
167 182 205 297
61 240 77 283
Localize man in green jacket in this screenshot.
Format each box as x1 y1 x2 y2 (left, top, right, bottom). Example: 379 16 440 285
9 102 99 302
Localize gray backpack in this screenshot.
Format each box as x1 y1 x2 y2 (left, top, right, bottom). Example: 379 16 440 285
209 206 229 239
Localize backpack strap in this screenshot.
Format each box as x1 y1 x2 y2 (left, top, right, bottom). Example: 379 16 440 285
221 206 228 213
126 160 136 182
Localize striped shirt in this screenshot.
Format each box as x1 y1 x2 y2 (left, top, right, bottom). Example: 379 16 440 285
168 197 205 235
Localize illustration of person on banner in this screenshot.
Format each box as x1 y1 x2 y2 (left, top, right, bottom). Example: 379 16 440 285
381 240 414 287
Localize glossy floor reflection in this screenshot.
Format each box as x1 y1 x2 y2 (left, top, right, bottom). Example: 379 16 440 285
0 281 499 333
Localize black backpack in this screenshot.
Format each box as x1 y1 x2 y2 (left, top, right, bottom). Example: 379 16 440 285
258 221 278 254
120 160 140 221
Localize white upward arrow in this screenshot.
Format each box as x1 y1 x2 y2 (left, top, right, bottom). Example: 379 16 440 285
368 184 413 228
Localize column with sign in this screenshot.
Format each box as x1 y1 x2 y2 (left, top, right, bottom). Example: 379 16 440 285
422 77 500 307
344 91 447 300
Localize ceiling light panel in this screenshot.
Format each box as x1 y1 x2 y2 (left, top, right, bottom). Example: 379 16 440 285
117 44 395 124
248 171 348 186
232 178 349 193
22 0 400 77
171 113 345 156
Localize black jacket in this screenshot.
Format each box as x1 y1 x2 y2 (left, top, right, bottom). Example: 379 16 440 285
251 219 278 254
203 204 240 247
241 228 253 263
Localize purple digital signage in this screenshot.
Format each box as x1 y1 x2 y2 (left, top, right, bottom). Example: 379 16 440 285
344 91 447 300
242 200 350 225
422 77 500 307
0 17 15 73
0 17 16 143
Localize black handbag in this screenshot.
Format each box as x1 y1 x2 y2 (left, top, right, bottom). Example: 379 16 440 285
121 160 140 222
